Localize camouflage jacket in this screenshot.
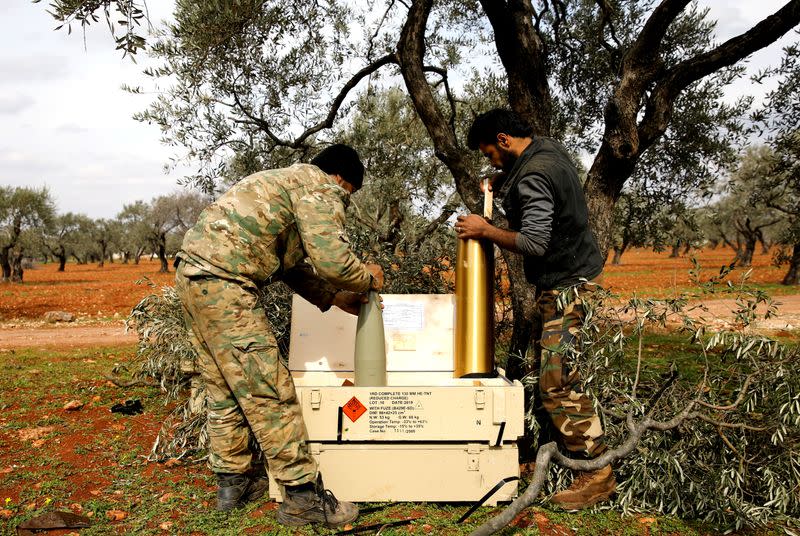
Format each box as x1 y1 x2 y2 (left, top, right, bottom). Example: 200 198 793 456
177 163 372 310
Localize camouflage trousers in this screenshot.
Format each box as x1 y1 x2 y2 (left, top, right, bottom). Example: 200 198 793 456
531 281 607 458
175 266 317 486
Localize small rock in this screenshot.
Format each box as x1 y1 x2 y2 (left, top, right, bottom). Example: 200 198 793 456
18 426 55 442
44 311 75 323
86 511 95 518
69 503 83 512
106 509 127 521
63 400 84 411
159 521 174 531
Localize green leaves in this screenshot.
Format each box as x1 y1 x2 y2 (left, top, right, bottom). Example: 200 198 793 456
36 0 150 57
565 266 800 529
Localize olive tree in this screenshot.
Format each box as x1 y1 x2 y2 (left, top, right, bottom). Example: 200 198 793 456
39 0 800 376
752 40 800 284
144 191 207 273
117 200 151 264
0 186 56 282
41 212 88 271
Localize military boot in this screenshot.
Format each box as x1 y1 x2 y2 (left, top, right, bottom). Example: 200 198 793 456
550 464 616 510
216 465 269 511
277 474 358 528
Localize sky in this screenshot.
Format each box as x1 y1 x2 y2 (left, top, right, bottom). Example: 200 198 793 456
0 1 796 219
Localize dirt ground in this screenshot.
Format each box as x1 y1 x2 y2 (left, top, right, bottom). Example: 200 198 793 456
1 294 798 351
0 250 795 535
0 249 797 350
0 259 174 321
0 324 137 349
601 246 788 293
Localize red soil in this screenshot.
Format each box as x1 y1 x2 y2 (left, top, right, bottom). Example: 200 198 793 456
0 259 174 321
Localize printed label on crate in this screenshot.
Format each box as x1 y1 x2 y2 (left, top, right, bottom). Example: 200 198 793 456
367 390 431 435
342 396 367 422
383 303 425 331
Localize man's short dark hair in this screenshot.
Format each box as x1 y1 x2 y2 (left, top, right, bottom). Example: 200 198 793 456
310 144 365 190
467 109 534 150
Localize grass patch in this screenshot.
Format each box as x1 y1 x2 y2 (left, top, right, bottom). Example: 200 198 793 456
0 343 792 535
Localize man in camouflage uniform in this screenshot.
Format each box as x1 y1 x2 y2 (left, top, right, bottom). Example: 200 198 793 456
175 144 383 527
456 109 615 509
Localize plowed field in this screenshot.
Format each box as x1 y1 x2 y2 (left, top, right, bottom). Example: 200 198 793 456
0 259 174 321
602 247 788 294
0 247 794 323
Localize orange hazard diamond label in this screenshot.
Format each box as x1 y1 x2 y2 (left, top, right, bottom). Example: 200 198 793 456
343 396 367 422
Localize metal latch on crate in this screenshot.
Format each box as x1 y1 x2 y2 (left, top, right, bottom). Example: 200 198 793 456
310 389 321 409
474 389 486 410
467 444 481 471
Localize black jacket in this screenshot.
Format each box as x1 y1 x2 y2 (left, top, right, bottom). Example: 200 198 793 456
497 137 604 290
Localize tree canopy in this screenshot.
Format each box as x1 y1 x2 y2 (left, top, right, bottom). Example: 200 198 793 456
38 0 800 372
0 186 56 282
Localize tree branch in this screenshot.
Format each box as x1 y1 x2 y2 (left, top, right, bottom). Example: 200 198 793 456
632 327 644 400
595 0 622 52
478 0 551 134
409 191 460 250
693 412 769 432
696 374 756 411
231 53 399 149
639 0 800 147
397 0 478 211
103 374 158 388
366 0 396 60
471 397 694 536
422 65 457 135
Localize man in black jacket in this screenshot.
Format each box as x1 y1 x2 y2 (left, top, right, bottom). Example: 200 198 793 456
456 108 615 509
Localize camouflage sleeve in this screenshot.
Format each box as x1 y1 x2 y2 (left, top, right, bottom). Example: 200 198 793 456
294 184 372 293
281 261 338 312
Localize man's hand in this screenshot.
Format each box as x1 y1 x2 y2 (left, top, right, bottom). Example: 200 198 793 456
481 172 506 192
455 214 491 240
332 291 368 316
365 263 384 290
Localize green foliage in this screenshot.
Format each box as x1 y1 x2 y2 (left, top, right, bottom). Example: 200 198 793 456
33 0 149 56
520 263 799 530
610 190 674 261
705 146 787 266
0 186 57 281
125 250 799 530
752 40 800 283
41 212 89 266
127 280 195 400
